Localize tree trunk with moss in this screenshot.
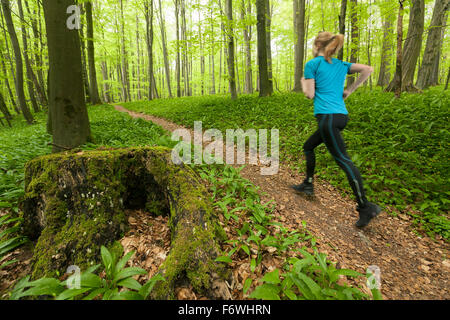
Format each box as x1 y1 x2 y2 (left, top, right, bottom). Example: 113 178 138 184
20 147 230 299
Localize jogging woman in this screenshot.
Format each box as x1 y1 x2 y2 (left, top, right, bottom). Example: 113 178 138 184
292 31 381 228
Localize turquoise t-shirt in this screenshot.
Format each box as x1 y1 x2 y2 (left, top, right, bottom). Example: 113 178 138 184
304 56 353 116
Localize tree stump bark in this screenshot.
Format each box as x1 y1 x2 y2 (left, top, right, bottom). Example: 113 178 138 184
20 147 230 299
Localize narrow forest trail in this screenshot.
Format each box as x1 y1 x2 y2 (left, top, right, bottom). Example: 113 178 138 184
114 105 449 300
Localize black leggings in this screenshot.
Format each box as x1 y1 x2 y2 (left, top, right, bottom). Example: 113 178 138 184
303 113 368 207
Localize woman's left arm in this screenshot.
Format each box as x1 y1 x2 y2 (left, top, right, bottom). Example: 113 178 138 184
301 77 315 99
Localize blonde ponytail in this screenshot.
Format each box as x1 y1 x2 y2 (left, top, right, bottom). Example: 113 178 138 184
313 32 345 63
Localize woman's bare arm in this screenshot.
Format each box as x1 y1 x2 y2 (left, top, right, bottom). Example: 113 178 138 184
344 63 374 99
301 77 315 99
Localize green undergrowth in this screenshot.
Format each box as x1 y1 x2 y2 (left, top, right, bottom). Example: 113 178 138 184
9 243 165 300
194 163 381 300
122 87 450 240
0 105 174 212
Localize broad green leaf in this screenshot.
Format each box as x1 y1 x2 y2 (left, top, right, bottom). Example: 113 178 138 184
113 267 147 283
139 274 165 299
56 288 91 300
249 283 281 300
115 250 135 274
100 246 113 275
261 269 280 285
117 277 142 291
215 256 233 264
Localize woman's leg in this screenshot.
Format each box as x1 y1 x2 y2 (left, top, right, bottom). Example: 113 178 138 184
318 114 368 207
303 129 323 182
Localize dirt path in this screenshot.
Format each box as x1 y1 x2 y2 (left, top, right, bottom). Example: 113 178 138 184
114 105 449 300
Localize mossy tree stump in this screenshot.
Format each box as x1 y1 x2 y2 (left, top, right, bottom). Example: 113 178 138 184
20 147 230 299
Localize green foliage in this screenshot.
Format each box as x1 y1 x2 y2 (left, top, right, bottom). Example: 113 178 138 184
0 213 28 269
0 106 173 271
0 105 173 210
249 248 382 301
123 87 450 240
9 244 165 300
195 163 377 300
0 112 51 212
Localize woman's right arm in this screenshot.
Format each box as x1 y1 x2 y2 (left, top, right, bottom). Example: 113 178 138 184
343 63 374 99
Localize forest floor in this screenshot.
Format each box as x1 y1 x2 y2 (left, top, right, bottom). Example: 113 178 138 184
114 104 450 300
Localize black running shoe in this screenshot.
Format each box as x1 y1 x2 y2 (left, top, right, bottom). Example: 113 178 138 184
356 202 382 228
291 181 314 196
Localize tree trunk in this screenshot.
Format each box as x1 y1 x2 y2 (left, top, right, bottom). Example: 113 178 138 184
256 0 272 97
400 0 425 91
120 0 131 102
181 0 190 96
1 0 34 124
0 92 12 126
42 0 92 152
136 15 142 101
377 1 394 87
101 61 111 103
265 0 274 93
0 58 18 113
0 12 20 115
209 2 216 95
226 0 237 99
17 0 40 113
24 0 47 105
430 24 446 86
241 0 253 94
347 0 359 88
157 0 173 98
416 0 449 89
85 1 102 104
175 0 182 97
145 0 155 100
388 0 405 98
338 0 347 61
445 66 450 90
293 0 306 92
79 13 91 104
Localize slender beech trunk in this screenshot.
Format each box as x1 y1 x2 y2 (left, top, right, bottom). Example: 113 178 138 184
241 0 253 94
389 0 405 98
79 10 91 104
256 0 272 96
226 0 237 99
347 0 359 88
0 92 12 125
17 0 40 113
120 0 131 101
377 2 394 87
85 1 102 104
1 0 34 124
293 0 306 92
145 0 154 100
338 0 347 61
265 0 273 93
175 0 181 97
445 66 450 90
136 15 142 100
158 0 173 98
209 2 216 94
24 0 47 104
0 58 18 113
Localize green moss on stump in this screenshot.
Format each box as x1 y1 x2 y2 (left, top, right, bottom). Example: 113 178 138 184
20 147 229 298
